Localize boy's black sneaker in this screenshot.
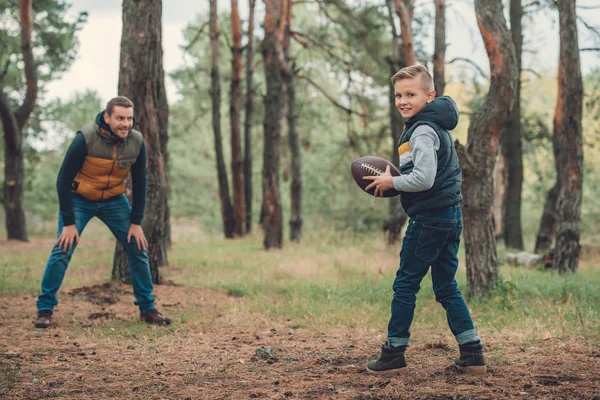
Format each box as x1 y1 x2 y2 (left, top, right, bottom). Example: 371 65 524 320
454 342 486 375
366 342 407 375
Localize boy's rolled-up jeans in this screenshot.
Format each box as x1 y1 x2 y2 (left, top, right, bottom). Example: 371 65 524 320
387 204 480 347
36 194 156 314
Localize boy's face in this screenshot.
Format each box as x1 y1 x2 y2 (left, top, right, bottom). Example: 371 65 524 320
394 77 436 119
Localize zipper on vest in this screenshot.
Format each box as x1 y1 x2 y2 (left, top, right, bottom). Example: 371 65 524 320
100 144 118 200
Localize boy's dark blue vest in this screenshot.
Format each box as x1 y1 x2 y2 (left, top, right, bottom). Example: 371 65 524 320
397 119 463 217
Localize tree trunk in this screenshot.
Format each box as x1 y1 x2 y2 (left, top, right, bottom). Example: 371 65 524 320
210 0 235 238
262 0 284 249
493 152 505 238
393 0 416 65
280 0 302 243
552 0 583 274
0 0 37 242
433 0 446 96
158 53 171 248
502 0 524 250
459 0 517 297
231 0 246 236
112 0 169 285
385 0 408 245
535 182 559 253
244 0 256 234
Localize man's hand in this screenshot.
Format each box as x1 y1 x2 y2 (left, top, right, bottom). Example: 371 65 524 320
57 225 79 252
364 165 395 197
128 224 148 251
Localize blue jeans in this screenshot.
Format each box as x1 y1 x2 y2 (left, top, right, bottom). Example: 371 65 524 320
387 205 479 347
37 194 156 314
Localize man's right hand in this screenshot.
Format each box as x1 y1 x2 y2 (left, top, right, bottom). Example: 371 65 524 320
57 225 79 252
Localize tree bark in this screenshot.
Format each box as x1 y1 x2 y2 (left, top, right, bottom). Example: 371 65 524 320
459 0 517 297
384 0 408 245
231 0 246 236
158 52 171 249
210 0 235 238
393 0 416 65
112 0 169 285
243 0 256 234
280 0 302 243
493 152 505 238
0 0 37 242
433 0 446 96
552 0 583 274
262 0 284 249
502 0 524 250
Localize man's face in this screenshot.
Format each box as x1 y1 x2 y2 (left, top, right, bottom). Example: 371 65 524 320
394 77 435 119
104 106 134 139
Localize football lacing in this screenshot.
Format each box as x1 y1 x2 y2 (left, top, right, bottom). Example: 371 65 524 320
360 163 384 176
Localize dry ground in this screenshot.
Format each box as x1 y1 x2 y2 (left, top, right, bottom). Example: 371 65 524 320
1 238 600 399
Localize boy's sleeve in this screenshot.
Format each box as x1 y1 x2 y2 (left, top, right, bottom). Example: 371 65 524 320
56 133 88 226
129 141 148 225
392 125 440 192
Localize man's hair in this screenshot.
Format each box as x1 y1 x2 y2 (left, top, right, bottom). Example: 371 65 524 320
106 96 134 115
391 65 434 92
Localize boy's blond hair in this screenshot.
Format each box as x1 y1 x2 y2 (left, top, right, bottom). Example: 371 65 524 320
391 65 434 92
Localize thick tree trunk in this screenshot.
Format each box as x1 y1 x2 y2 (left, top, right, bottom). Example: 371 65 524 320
502 0 524 250
0 0 37 242
459 0 517 297
112 0 169 285
210 0 235 238
433 0 446 96
231 0 246 236
552 0 583 274
262 0 284 249
393 0 416 65
535 182 559 253
385 0 408 245
280 0 302 242
244 0 256 234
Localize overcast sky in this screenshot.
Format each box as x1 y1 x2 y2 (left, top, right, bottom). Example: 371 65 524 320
45 0 600 107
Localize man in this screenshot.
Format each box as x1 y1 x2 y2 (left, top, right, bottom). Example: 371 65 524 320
35 96 172 328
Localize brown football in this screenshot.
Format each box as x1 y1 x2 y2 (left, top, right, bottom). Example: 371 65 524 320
351 156 401 198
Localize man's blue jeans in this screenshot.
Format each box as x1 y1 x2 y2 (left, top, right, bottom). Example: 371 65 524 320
387 205 480 347
37 194 156 314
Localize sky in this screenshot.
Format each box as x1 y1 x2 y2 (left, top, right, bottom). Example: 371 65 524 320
45 0 600 107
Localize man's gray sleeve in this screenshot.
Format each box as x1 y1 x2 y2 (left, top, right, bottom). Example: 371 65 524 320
392 125 440 192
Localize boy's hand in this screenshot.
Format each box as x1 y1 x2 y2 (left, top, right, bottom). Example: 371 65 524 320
57 225 79 252
364 165 395 197
128 224 148 251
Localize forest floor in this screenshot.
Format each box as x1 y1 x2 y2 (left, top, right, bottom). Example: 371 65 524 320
1 227 600 399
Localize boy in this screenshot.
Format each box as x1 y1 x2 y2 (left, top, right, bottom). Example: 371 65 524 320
363 65 485 375
34 96 172 328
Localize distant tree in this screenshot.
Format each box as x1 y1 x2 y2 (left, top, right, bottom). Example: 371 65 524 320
244 0 256 233
551 0 583 273
433 0 446 96
210 0 235 238
262 0 284 249
0 0 85 241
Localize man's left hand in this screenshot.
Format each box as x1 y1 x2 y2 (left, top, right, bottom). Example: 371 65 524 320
364 165 395 197
128 224 148 251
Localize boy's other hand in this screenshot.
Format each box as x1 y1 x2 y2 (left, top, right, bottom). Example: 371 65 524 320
128 224 148 251
57 225 79 252
364 165 395 197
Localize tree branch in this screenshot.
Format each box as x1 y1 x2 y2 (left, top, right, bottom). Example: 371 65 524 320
0 84 19 152
577 15 600 40
296 74 366 118
184 21 209 51
581 47 600 52
447 57 488 78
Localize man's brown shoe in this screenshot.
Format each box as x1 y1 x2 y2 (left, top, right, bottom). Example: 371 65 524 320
34 310 52 329
140 310 172 325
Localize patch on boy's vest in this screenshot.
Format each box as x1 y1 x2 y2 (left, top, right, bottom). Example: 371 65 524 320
398 142 412 167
